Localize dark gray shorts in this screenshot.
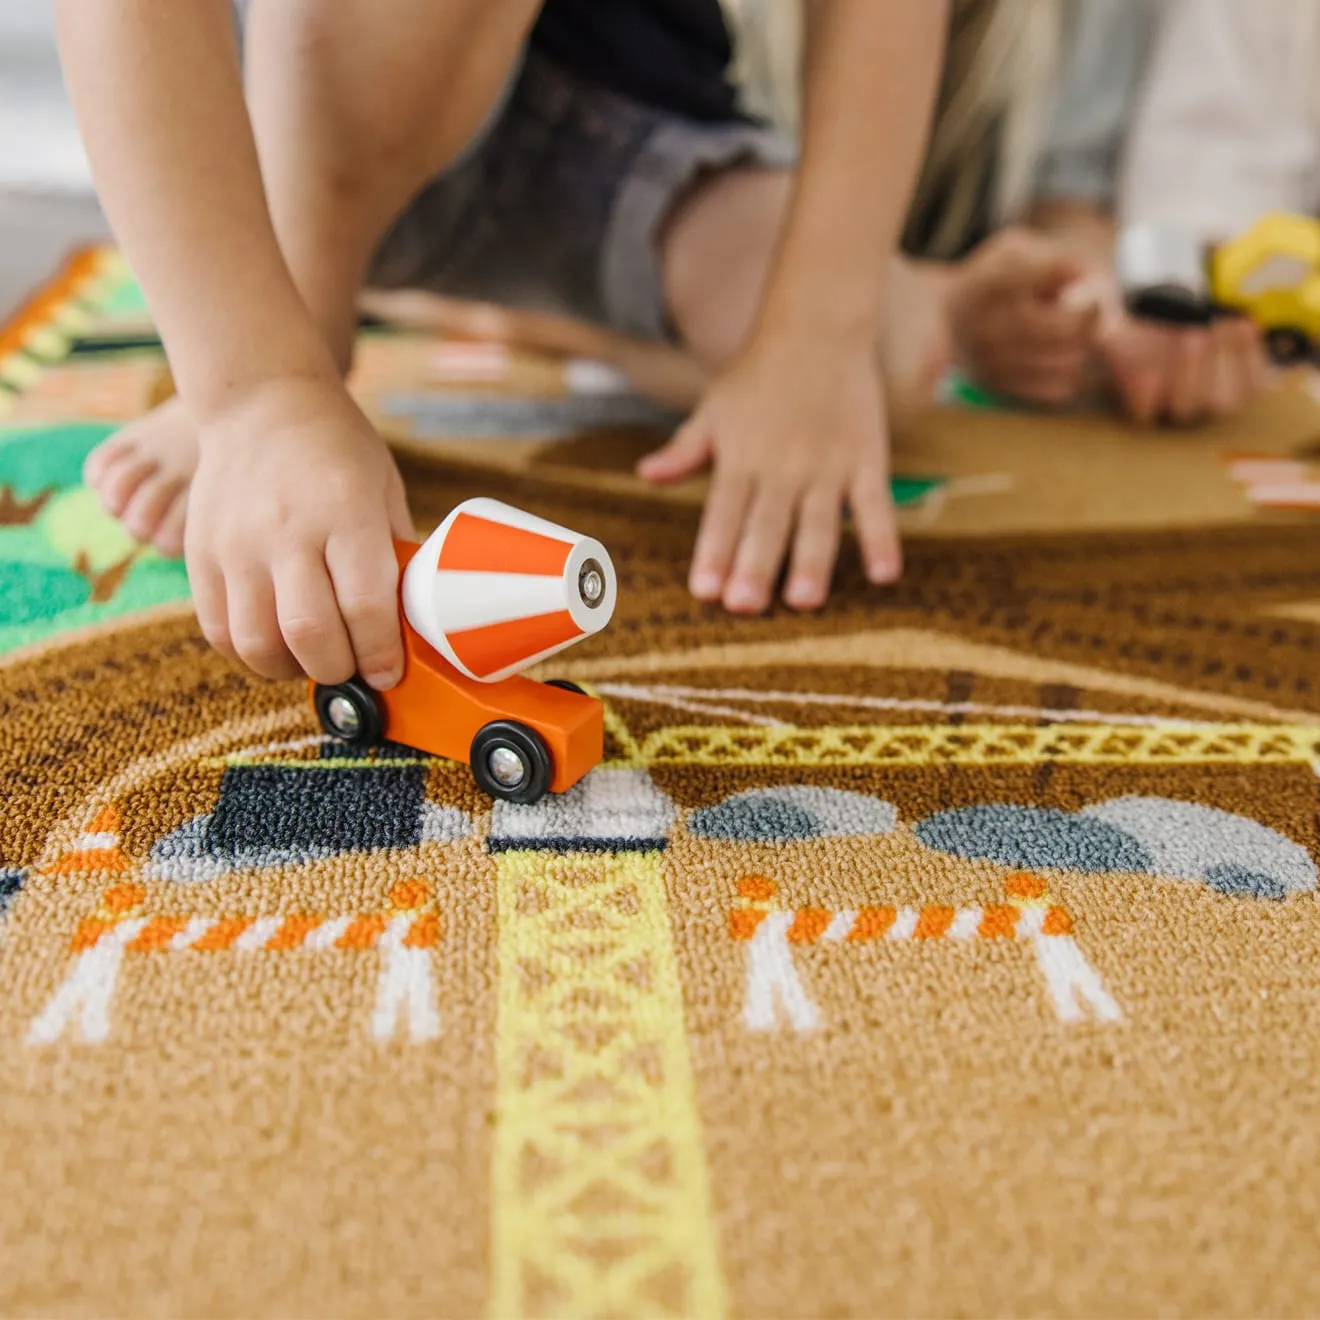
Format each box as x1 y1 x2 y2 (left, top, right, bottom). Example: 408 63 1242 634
368 51 795 341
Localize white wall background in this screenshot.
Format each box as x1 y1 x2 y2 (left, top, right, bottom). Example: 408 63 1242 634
0 0 93 190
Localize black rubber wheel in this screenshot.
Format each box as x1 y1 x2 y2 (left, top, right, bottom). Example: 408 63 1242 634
1265 325 1311 365
313 678 383 746
545 679 587 697
470 721 554 804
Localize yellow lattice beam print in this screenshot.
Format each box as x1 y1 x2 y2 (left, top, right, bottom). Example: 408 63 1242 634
490 848 725 1320
605 721 1320 770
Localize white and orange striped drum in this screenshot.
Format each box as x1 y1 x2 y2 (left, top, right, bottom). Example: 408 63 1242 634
401 498 617 683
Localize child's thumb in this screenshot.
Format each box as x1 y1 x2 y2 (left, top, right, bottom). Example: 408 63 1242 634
1069 273 1129 346
1029 250 1087 300
986 232 1083 299
636 420 712 484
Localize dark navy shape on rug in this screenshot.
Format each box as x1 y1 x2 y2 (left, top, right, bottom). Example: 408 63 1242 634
916 804 1152 874
209 763 427 857
0 869 23 915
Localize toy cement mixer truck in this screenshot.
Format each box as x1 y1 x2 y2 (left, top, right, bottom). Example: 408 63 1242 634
1116 212 1320 363
310 498 617 805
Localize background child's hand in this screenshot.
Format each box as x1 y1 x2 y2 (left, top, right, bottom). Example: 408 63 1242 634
947 228 1094 405
185 379 414 687
637 336 898 613
1097 309 1271 426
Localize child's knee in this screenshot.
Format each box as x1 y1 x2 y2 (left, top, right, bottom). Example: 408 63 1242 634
250 0 537 182
661 167 791 367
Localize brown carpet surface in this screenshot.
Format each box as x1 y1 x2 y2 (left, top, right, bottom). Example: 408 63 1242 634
2 251 1320 1319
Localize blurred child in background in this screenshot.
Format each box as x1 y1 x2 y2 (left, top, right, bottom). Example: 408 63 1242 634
912 0 1271 425
1121 0 1320 251
369 0 1275 437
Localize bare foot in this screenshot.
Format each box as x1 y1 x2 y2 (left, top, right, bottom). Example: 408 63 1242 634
879 255 953 434
83 396 197 557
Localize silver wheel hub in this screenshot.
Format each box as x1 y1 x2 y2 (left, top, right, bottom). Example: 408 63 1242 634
488 745 527 789
326 694 362 737
578 559 605 608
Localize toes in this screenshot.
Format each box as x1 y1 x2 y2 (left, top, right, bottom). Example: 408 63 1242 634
152 492 188 559
121 475 188 545
95 454 160 517
83 436 132 486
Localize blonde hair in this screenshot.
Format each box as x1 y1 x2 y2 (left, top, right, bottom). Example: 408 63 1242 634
722 0 1064 257
722 0 804 131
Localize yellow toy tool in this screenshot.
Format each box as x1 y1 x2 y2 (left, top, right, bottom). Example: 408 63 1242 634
1117 212 1320 363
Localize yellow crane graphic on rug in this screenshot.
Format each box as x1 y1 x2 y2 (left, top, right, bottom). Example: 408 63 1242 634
484 768 726 1320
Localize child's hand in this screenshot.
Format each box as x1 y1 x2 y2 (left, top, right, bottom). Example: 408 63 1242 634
1097 309 1270 426
637 335 898 613
947 228 1094 405
185 378 414 687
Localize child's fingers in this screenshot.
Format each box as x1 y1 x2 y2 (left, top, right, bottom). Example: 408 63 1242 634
1206 322 1246 417
386 483 416 544
1005 363 1087 406
1234 318 1272 394
688 470 751 601
121 474 187 546
1010 341 1091 371
1103 322 1169 424
152 492 188 560
849 455 902 584
965 340 1087 404
96 452 160 519
1167 329 1212 423
1014 303 1095 349
784 483 843 610
188 555 237 667
723 483 796 614
82 435 131 486
981 230 1084 300
274 552 357 685
227 564 302 680
325 526 406 691
637 419 713 484
1120 363 1166 425
1058 273 1108 316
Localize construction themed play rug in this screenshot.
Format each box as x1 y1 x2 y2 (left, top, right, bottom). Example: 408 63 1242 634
3 249 1320 1319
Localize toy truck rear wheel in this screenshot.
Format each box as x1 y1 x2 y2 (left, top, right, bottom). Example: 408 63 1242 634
313 678 383 746
1265 326 1312 365
471 721 553 804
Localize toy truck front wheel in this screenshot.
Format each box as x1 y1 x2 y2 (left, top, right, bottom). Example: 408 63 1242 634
470 721 553 805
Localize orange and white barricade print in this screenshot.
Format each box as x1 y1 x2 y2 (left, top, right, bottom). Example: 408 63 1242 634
730 873 1122 1032
28 879 444 1046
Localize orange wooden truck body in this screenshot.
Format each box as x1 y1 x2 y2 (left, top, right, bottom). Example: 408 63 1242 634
313 541 604 794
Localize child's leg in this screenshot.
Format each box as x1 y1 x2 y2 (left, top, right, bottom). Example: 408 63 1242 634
246 0 540 372
660 166 949 432
364 50 947 433
86 0 540 554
